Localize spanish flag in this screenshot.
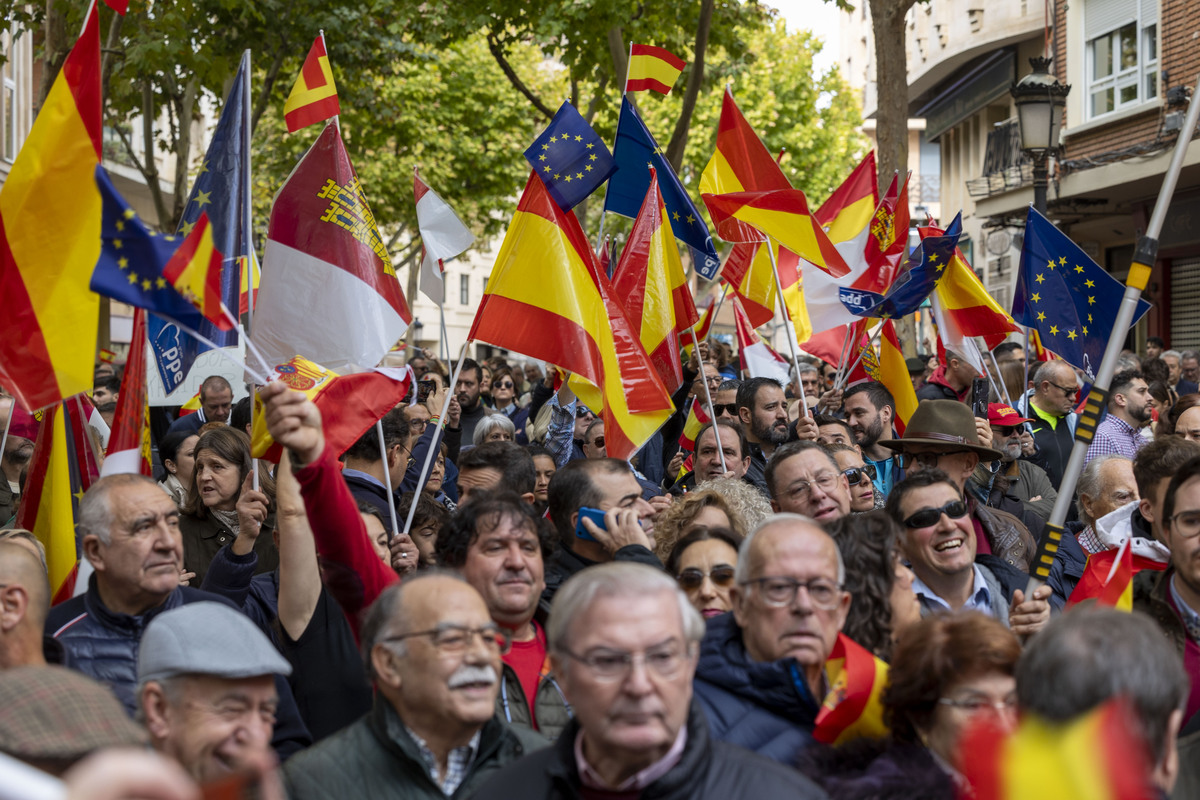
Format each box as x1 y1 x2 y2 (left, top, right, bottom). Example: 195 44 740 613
681 295 716 361
814 633 889 745
925 214 1020 349
101 308 152 478
704 189 849 275
610 169 699 393
283 35 340 133
699 87 791 198
1067 538 1163 611
625 44 686 94
469 173 674 461
877 320 918 435
0 4 101 411
816 151 878 248
163 212 232 331
678 400 712 450
721 241 777 328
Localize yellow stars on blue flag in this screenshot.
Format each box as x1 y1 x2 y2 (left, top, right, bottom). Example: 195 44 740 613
523 100 616 211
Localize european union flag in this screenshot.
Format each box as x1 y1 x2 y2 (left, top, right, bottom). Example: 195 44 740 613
606 97 720 280
1013 207 1150 379
147 53 247 394
841 215 961 320
523 101 616 211
90 166 209 330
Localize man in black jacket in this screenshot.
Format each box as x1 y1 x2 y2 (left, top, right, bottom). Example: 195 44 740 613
472 562 828 799
342 406 408 521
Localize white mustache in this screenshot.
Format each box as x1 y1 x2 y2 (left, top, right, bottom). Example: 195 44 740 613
448 664 498 688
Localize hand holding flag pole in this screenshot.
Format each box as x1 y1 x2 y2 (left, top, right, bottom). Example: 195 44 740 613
1025 73 1200 598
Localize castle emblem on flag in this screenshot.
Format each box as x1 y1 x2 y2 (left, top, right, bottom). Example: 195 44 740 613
317 177 391 267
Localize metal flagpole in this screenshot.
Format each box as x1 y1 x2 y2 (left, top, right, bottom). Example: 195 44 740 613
984 345 1013 407
765 237 808 410
689 329 726 473
376 419 402 540
238 49 262 491
1026 73 1200 597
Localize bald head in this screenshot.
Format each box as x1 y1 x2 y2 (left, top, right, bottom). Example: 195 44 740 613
0 540 51 668
1033 361 1080 416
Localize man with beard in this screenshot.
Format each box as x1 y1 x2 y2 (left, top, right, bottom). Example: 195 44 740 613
988 403 1057 522
841 382 899 497
455 358 488 445
0 399 37 525
91 375 120 428
736 378 790 495
1085 369 1152 463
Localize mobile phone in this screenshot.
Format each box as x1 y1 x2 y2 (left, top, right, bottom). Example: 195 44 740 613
574 506 608 541
971 377 990 419
417 379 436 402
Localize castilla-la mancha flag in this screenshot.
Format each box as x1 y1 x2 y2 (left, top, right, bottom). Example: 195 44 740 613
255 121 412 372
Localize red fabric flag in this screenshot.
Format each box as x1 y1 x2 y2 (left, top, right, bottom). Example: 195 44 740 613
814 633 889 745
101 308 152 477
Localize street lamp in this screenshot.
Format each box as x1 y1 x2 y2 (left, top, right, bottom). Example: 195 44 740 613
1010 56 1071 215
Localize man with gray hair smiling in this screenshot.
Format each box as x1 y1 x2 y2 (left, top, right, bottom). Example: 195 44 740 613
473 562 827 799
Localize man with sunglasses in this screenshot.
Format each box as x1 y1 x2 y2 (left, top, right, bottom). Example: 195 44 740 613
988 403 1057 522
885 470 1052 635
283 574 548 800
1018 360 1080 488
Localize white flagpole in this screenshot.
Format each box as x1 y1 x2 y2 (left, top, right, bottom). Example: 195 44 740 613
689 329 725 473
765 237 807 410
376 419 401 538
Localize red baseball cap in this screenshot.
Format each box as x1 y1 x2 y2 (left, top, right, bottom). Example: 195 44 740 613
987 403 1032 426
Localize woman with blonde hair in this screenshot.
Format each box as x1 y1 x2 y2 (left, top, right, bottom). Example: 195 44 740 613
652 478 769 560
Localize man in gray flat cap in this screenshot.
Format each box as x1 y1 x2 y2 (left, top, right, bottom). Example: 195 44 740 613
137 601 291 783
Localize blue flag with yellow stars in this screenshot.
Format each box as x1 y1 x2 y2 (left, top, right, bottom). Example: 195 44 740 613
1013 206 1150 379
606 97 720 280
147 53 247 394
841 214 961 320
89 166 209 331
523 101 617 211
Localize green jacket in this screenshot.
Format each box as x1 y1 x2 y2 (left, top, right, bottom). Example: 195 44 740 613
282 698 548 800
496 660 572 740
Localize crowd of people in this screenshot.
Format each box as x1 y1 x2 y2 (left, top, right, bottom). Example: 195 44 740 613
1 336 1199 799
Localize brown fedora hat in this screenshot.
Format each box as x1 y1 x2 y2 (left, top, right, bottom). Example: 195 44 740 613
880 399 1005 461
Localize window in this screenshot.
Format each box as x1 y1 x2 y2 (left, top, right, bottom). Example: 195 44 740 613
1085 0 1158 119
460 274 469 306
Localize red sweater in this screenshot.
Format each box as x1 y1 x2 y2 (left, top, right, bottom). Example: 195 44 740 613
295 444 399 640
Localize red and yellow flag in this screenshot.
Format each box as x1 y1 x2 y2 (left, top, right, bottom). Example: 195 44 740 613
877 320 918 436
284 35 340 133
682 295 717 361
626 44 686 94
814 633 889 746
163 212 231 331
469 173 674 461
924 219 1020 350
101 308 152 477
703 189 849 275
862 172 910 296
0 4 101 411
610 169 699 393
678 399 712 451
699 87 791 198
721 242 777 328
1067 539 1164 611
816 151 878 247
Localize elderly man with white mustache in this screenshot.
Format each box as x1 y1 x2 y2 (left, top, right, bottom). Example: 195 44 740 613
282 573 548 800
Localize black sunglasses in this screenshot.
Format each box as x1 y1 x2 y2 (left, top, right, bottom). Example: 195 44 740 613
711 403 739 416
677 566 736 591
842 464 877 486
993 425 1023 437
493 380 514 389
590 436 605 449
902 499 968 529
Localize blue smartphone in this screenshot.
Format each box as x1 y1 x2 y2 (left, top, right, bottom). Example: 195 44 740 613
574 506 608 541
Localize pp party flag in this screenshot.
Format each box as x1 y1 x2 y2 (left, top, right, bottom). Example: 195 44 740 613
960 700 1154 800
844 226 960 320
523 101 617 211
625 44 686 94
414 171 474 304
284 34 340 133
162 213 231 331
877 320 918 435
721 241 778 328
469 172 674 461
255 121 412 372
0 4 101 412
678 398 712 450
101 308 152 477
1014 207 1150 380
610 168 700 393
250 355 412 462
89 166 212 333
607 97 720 280
702 189 850 275
148 53 247 394
733 297 789 385
814 633 889 746
925 215 1020 349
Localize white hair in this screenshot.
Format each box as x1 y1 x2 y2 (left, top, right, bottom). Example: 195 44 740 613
472 413 517 446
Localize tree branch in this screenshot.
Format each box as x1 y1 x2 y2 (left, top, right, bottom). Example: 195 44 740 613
606 25 627 90
99 11 123 106
252 44 288 132
666 0 714 170
139 83 171 228
486 33 555 120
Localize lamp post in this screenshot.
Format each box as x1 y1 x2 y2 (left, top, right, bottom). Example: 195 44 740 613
1011 56 1071 215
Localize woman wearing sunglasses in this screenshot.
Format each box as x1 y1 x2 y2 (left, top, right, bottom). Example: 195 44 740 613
665 526 743 619
827 443 882 513
488 367 532 444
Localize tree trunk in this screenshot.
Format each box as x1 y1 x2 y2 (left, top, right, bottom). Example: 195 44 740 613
36 0 71 110
606 26 627 89
140 83 171 229
665 0 714 171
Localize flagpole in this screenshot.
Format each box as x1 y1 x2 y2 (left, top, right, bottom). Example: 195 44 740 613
1026 73 1200 598
239 48 260 492
376 419 401 537
689 329 726 473
834 322 880 392
594 41 634 251
984 344 1013 407
1023 325 1032 405
439 305 450 363
399 339 471 541
765 237 808 410
708 284 730 340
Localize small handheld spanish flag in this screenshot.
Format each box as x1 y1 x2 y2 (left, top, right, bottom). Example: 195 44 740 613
283 34 340 133
162 212 232 331
814 633 889 746
626 44 686 95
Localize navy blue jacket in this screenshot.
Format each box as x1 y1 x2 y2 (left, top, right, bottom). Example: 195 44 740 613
692 612 819 765
46 575 311 759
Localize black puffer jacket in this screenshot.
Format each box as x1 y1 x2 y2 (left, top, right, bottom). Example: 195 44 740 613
471 698 830 799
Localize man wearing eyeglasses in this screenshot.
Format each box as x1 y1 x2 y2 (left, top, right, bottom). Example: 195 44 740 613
1018 360 1080 488
763 441 851 524
988 403 1057 522
283 574 548 800
473 562 828 798
885 470 1052 636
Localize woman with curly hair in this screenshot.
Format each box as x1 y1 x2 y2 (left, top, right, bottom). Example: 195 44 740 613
651 480 761 561
824 510 920 660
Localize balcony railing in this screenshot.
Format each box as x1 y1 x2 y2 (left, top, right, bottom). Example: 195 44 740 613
966 118 1047 199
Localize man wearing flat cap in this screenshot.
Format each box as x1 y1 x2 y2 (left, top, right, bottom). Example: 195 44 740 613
138 602 291 783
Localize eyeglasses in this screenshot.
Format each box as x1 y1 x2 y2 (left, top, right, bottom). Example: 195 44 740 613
410 418 429 432
493 381 514 390
677 566 736 591
938 695 1018 715
901 499 968 529
1167 510 1200 539
992 425 1023 437
383 624 511 655
589 436 605 449
782 473 840 500
743 576 843 610
842 464 877 486
1047 380 1079 397
559 643 694 682
711 403 739 416
897 450 973 471
702 375 723 387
